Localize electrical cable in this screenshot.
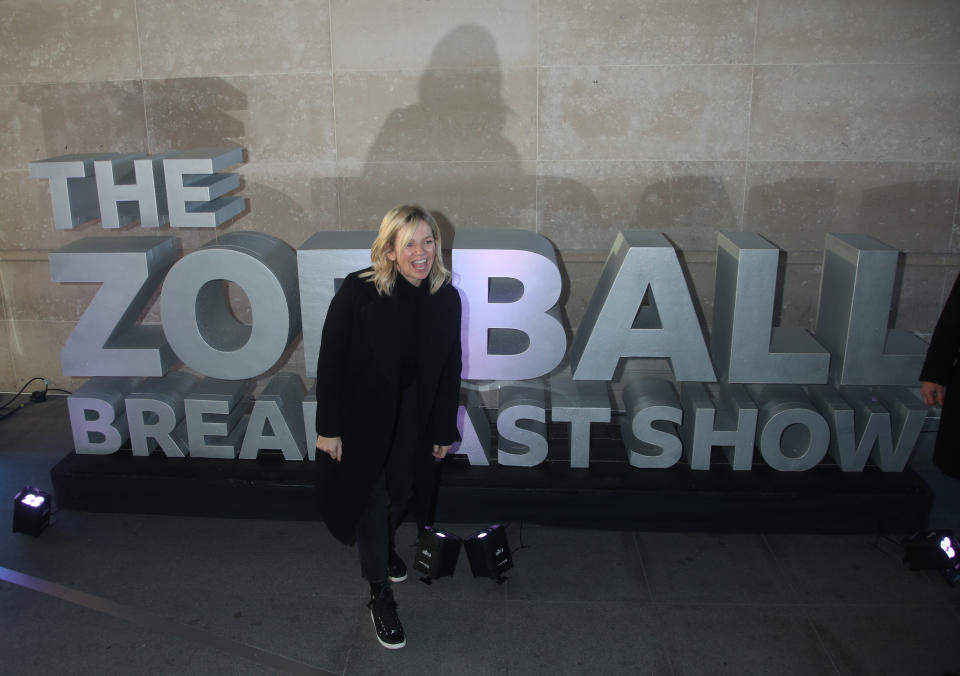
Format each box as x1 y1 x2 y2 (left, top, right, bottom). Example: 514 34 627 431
0 376 69 422
0 377 47 410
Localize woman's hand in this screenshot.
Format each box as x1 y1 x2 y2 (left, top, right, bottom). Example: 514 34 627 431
921 381 946 407
316 435 342 462
432 444 451 459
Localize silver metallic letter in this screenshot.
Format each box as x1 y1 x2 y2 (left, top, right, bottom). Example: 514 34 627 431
126 372 198 457
497 381 548 467
30 153 116 229
239 373 307 460
749 385 829 472
621 376 683 469
185 378 253 459
67 377 140 454
550 372 611 468
680 382 757 470
160 232 300 380
814 234 927 385
809 385 888 472
163 147 244 228
711 233 830 384
453 229 566 380
871 386 926 471
449 388 493 466
50 237 179 376
94 153 172 228
298 231 375 378
810 386 922 472
570 232 715 382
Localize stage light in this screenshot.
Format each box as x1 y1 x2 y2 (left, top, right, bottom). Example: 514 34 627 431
413 526 461 581
940 535 956 561
465 524 513 582
903 530 959 585
12 486 52 537
937 533 960 586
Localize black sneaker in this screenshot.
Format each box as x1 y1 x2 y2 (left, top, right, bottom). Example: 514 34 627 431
388 548 408 583
368 586 405 649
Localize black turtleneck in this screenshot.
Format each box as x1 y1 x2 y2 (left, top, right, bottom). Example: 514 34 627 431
394 274 428 389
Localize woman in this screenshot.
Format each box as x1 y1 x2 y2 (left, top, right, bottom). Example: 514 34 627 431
920 272 960 479
314 205 462 649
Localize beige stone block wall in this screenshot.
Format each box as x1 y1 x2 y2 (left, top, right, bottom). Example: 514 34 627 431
137 0 331 78
755 0 960 64
750 65 960 162
540 0 756 66
743 163 959 253
0 0 141 85
538 161 745 252
0 321 14 389
0 0 958 392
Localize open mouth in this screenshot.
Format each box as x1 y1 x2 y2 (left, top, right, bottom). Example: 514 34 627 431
411 258 429 272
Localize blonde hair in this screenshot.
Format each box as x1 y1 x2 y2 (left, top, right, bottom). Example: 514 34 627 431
361 205 451 295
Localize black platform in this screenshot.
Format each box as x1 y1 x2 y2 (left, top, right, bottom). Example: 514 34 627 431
50 421 934 534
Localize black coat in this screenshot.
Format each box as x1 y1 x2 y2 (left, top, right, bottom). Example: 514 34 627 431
920 272 960 478
314 269 462 544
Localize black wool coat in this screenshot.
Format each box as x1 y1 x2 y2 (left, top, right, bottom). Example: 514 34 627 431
920 272 960 478
314 269 462 544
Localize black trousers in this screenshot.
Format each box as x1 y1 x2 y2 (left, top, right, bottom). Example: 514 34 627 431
356 385 419 583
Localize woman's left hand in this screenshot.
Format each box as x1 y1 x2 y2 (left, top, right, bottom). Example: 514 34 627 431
432 444 451 459
921 380 946 407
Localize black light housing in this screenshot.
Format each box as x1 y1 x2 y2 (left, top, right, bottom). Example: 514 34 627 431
465 524 513 582
413 526 461 581
12 486 52 537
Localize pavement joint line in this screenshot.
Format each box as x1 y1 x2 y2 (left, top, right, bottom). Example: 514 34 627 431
0 565 335 676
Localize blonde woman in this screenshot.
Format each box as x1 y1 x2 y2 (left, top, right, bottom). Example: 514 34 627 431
314 205 462 649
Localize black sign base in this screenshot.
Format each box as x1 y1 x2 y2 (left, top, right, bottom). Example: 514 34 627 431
50 450 932 533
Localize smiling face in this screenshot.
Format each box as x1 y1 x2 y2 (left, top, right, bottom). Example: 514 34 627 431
387 219 436 287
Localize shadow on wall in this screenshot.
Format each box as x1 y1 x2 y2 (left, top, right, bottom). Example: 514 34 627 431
637 176 738 236
746 177 959 333
859 180 960 332
858 179 958 252
641 176 739 336
18 81 150 160
145 78 256 236
344 25 606 346
746 177 957 256
346 25 535 232
141 77 248 150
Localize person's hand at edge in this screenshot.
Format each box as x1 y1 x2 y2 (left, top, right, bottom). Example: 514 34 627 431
316 435 342 461
921 381 946 407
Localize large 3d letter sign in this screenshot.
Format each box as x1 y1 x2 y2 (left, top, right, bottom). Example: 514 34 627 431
160 232 300 380
570 232 715 382
31 148 931 472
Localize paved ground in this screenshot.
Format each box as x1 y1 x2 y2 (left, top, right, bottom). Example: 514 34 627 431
1 395 958 675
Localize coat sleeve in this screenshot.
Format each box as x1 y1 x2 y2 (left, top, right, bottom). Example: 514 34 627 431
920 272 960 386
430 287 463 446
315 274 357 438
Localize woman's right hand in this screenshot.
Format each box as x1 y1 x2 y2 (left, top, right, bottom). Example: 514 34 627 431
316 435 342 462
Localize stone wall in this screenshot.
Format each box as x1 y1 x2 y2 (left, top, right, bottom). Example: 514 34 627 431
1 0 958 392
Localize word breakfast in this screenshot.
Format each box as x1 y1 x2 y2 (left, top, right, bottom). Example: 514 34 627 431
30 147 931 474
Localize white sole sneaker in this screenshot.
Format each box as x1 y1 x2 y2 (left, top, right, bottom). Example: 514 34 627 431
371 610 406 649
